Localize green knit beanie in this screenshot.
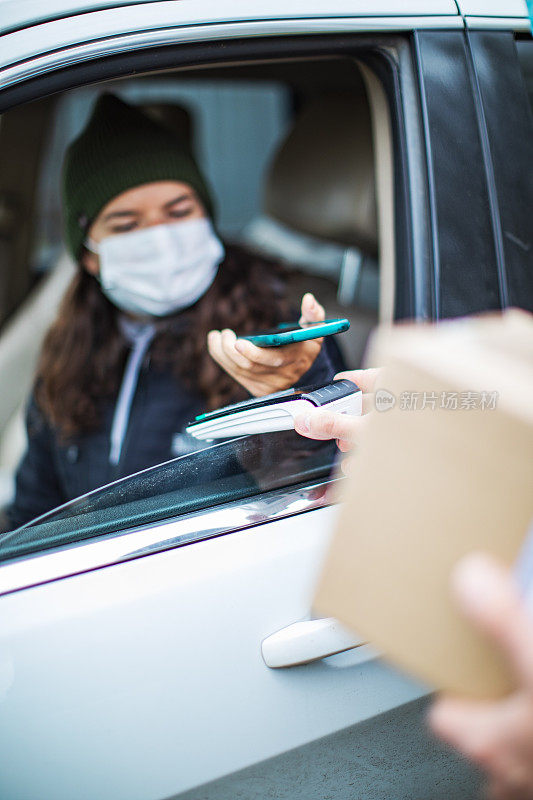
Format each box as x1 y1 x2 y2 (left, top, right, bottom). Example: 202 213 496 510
62 93 214 260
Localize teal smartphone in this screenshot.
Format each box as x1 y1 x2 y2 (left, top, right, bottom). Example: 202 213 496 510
241 318 350 347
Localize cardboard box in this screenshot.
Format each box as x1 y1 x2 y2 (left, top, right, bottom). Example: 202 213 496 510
313 310 533 698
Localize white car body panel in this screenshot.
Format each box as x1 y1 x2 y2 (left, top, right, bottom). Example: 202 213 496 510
456 0 528 17
456 0 530 29
0 505 425 800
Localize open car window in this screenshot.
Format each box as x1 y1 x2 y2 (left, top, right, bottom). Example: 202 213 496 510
0 432 337 563
0 52 387 562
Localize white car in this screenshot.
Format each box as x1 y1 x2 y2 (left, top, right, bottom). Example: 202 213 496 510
0 2 532 798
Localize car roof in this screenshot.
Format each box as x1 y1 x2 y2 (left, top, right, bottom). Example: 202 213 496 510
457 0 527 15
1 0 528 37
0 0 528 49
1 0 463 36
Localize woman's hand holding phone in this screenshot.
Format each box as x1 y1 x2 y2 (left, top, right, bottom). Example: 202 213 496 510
207 293 325 397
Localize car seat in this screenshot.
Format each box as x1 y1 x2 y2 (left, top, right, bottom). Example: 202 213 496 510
243 90 380 368
0 253 75 508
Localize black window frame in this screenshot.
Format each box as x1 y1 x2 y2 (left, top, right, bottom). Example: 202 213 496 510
0 33 432 323
414 29 533 318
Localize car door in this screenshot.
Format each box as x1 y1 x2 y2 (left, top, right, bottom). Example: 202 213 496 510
4 3 531 799
0 432 430 800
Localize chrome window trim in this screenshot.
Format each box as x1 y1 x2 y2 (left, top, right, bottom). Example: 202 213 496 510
0 478 338 597
0 17 465 92
0 0 459 37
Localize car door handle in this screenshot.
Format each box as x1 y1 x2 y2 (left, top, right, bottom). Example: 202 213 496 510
261 617 365 668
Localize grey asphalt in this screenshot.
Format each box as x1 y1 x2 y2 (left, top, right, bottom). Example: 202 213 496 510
175 696 483 800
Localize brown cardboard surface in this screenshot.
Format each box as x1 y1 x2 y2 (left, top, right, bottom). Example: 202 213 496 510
314 310 533 699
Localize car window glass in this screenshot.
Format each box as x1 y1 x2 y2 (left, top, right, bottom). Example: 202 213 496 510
0 432 337 563
0 55 386 546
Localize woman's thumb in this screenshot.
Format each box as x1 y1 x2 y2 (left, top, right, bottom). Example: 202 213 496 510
299 293 325 324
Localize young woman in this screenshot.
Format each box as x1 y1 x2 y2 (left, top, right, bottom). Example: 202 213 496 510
6 93 342 528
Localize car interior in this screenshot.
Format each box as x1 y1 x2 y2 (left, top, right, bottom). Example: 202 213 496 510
0 54 395 525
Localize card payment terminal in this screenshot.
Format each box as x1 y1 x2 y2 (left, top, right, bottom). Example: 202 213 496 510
186 379 362 440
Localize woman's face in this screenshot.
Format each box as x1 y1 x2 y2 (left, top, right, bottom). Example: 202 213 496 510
83 180 206 276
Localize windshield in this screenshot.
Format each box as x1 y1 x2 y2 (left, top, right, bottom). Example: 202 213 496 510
0 431 337 563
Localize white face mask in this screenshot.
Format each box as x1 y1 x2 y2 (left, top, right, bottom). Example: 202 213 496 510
87 218 224 317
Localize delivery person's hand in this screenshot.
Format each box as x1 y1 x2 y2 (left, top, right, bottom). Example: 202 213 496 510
207 293 326 397
293 367 380 452
430 553 533 800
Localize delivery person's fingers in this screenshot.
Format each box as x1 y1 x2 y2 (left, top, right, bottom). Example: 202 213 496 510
293 409 362 445
448 554 533 687
361 392 375 415
431 690 533 800
429 696 506 765
335 368 381 394
429 553 533 783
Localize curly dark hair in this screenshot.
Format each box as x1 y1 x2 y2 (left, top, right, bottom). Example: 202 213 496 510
35 244 292 436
